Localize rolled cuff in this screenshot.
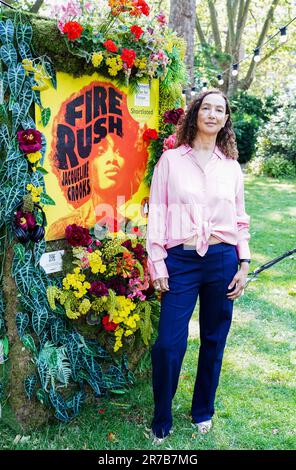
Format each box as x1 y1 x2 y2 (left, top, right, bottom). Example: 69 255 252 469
236 240 251 260
148 258 169 282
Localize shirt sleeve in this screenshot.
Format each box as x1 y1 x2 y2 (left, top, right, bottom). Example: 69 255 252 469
235 164 251 260
146 153 169 282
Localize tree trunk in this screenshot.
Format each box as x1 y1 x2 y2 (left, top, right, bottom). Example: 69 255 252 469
3 244 50 431
30 0 44 14
169 0 196 87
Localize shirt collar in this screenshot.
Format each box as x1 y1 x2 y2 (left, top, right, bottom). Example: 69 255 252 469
180 144 226 160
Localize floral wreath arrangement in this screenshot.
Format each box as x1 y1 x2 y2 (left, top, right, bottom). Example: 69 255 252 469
0 0 186 426
52 0 184 88
47 222 156 354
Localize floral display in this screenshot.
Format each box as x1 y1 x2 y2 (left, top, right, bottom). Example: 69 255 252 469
17 129 46 172
47 223 155 352
52 0 183 85
0 2 185 425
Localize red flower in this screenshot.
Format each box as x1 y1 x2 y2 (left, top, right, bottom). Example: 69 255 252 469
102 315 119 332
62 21 84 41
163 108 184 125
130 25 144 40
97 409 105 414
121 48 136 68
65 224 92 247
130 0 150 16
143 128 158 141
103 39 118 53
17 129 42 153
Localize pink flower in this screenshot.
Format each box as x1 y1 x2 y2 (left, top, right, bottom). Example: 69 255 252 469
163 133 177 151
156 12 167 25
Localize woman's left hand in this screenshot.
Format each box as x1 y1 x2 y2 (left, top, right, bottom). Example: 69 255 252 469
226 268 248 300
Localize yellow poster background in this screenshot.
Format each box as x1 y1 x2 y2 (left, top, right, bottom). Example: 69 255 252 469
35 72 159 241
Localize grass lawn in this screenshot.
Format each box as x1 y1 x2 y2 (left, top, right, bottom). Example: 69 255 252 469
0 174 295 450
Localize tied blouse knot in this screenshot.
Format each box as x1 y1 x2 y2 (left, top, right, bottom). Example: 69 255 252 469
146 144 251 281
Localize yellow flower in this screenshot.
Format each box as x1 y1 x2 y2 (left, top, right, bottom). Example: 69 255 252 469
79 298 91 315
26 184 43 202
106 56 123 77
27 151 42 164
62 270 91 299
92 51 104 68
135 57 147 70
88 250 107 274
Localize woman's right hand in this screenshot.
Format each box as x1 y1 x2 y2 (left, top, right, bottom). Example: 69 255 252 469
153 278 169 293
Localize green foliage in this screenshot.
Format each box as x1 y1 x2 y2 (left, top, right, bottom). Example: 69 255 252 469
263 156 296 179
230 91 278 164
255 97 296 169
32 306 48 336
24 373 37 399
15 311 30 337
41 107 51 127
194 43 231 86
0 10 162 425
135 301 153 346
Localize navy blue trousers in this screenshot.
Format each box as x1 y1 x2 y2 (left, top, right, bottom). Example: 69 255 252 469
151 242 239 438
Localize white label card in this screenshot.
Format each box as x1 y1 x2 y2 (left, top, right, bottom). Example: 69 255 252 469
134 84 150 107
40 250 65 274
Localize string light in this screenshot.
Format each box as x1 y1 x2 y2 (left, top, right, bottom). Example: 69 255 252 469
231 63 238 76
253 47 260 63
217 74 224 85
183 15 296 95
190 86 196 96
202 81 207 91
279 26 287 43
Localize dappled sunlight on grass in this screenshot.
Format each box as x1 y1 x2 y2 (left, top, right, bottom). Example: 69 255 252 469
222 349 294 385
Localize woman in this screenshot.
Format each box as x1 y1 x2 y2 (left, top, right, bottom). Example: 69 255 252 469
146 89 251 443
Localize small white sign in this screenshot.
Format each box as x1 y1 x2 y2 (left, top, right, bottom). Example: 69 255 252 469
134 83 150 107
40 250 65 274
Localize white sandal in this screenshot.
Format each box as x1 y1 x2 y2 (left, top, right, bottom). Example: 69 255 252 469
150 429 173 445
194 419 212 434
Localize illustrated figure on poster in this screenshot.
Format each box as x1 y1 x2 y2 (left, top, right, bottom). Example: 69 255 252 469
46 82 149 240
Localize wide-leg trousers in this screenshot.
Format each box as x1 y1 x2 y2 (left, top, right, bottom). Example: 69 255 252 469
151 242 239 438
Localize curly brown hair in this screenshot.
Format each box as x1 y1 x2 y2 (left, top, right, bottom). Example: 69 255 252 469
175 89 238 160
